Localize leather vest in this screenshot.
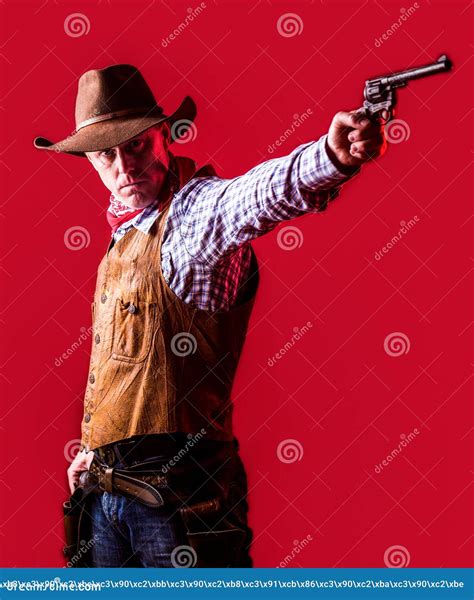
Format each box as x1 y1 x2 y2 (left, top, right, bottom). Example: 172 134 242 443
80 155 259 451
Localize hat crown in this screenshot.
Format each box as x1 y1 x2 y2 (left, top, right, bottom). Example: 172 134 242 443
75 64 161 127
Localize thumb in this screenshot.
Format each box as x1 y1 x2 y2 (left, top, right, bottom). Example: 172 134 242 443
85 450 95 468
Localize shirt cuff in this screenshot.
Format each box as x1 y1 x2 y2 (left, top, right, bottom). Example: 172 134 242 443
298 134 361 192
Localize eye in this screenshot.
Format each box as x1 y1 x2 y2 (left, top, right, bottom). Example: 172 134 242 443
100 149 114 159
129 139 144 152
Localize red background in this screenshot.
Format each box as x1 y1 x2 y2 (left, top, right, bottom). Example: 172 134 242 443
0 0 472 568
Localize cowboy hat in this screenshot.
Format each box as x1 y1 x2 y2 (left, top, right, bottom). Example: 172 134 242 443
33 64 197 157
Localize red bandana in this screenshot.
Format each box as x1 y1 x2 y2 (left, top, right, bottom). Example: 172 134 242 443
106 193 146 233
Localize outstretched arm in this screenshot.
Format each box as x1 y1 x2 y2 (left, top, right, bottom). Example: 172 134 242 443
173 111 385 267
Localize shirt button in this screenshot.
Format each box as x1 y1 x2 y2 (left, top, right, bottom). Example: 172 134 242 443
128 303 137 314
101 293 107 303
89 373 95 384
84 414 91 423
95 334 100 344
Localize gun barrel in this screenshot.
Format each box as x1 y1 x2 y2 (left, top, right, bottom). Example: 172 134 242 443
385 55 452 86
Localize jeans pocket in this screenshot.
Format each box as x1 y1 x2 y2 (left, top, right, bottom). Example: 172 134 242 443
178 496 247 567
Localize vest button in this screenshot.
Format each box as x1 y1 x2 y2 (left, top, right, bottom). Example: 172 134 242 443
84 413 91 423
95 334 100 344
89 373 95 384
100 293 107 303
127 303 137 314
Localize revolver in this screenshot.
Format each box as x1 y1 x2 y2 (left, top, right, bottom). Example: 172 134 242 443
360 54 452 124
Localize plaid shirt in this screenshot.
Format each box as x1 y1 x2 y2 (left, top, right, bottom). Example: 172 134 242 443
111 134 358 311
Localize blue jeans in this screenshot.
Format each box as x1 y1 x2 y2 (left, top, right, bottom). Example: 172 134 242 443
87 444 253 568
89 491 189 567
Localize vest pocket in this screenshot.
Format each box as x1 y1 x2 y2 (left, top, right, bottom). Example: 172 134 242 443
111 299 157 364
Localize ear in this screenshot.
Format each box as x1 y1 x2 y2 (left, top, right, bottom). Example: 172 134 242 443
161 121 172 148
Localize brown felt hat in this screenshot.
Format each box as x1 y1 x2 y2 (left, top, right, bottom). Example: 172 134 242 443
33 64 197 157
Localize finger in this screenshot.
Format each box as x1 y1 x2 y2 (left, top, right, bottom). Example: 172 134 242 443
334 111 371 132
86 451 94 469
350 140 383 160
348 128 383 143
68 473 77 494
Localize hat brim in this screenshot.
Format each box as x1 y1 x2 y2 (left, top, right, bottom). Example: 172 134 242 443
33 96 197 157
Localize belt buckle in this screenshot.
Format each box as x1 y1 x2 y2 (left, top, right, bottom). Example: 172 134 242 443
100 467 114 493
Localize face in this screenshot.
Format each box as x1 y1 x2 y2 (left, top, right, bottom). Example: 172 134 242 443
86 123 171 209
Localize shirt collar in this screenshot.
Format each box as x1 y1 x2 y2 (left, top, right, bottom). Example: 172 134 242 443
133 202 161 234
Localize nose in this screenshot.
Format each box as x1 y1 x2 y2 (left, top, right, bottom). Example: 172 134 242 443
115 147 135 175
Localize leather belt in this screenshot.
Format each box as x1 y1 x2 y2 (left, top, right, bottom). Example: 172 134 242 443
82 456 171 508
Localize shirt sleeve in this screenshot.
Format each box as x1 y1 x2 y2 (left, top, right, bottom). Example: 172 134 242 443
173 133 360 267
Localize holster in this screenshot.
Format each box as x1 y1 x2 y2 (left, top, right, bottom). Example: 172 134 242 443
62 472 98 567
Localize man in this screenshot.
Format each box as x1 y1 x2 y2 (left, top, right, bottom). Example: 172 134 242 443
34 64 386 568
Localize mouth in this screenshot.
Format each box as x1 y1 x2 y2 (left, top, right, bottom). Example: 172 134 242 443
120 181 147 190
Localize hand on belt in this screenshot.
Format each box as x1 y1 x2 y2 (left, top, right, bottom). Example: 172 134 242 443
82 456 168 508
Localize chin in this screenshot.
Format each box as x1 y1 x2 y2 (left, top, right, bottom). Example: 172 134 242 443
117 191 154 209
